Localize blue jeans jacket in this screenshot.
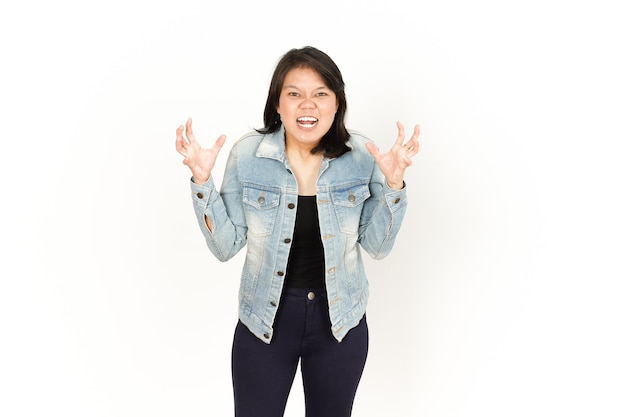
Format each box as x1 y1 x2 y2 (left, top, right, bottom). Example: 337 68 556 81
189 126 407 343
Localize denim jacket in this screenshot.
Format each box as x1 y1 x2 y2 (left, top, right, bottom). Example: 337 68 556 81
189 126 407 343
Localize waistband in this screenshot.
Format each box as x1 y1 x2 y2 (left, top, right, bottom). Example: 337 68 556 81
282 287 327 299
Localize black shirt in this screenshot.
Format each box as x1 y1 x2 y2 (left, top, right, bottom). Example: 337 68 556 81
284 195 325 289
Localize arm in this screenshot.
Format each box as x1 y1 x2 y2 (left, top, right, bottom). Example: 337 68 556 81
176 118 247 261
190 148 248 261
357 165 408 260
359 121 420 259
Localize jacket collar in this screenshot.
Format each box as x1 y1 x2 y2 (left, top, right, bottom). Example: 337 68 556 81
256 126 287 162
255 125 336 166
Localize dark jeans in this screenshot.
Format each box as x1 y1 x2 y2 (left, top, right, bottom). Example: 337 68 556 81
231 287 369 417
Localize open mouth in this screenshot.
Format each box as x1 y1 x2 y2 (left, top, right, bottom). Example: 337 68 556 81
297 116 318 128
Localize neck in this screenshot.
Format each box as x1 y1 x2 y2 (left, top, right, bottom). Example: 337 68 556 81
284 143 323 196
284 134 321 157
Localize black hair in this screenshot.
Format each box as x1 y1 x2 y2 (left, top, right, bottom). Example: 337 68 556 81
256 46 350 158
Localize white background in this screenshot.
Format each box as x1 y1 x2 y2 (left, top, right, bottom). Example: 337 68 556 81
1 1 625 416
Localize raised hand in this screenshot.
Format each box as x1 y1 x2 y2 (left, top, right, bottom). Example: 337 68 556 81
365 121 420 190
175 118 227 184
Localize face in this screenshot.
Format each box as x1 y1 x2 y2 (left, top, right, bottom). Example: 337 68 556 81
276 67 338 149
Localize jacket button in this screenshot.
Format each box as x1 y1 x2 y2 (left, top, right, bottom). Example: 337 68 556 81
393 197 401 204
284 238 292 244
277 271 284 276
307 291 315 300
288 203 295 209
258 196 265 204
196 192 204 199
348 194 355 202
270 301 277 307
263 333 270 339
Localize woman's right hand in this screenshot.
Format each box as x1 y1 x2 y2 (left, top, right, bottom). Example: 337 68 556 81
175 118 226 184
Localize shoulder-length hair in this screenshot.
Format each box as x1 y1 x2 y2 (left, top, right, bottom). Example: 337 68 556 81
256 46 351 158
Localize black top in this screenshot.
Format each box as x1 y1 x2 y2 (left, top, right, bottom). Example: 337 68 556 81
284 195 326 289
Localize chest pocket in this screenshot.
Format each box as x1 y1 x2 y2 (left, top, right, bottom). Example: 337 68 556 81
330 183 370 234
242 185 281 237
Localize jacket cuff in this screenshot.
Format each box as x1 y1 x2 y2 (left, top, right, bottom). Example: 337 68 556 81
190 176 218 210
383 181 407 211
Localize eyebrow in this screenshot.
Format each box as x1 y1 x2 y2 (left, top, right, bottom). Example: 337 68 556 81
282 84 329 90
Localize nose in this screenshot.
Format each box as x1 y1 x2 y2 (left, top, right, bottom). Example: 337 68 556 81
300 97 316 108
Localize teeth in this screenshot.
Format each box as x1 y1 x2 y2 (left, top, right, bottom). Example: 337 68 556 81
297 117 318 122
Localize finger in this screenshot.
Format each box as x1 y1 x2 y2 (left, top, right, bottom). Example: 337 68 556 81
408 124 421 153
395 121 406 146
185 117 197 144
214 134 227 151
409 124 420 143
365 141 380 159
401 124 419 152
175 125 187 154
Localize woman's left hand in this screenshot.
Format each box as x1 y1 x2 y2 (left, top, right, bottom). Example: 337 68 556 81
365 121 420 190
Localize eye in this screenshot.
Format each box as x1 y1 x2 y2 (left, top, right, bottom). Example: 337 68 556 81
288 92 299 97
316 91 329 96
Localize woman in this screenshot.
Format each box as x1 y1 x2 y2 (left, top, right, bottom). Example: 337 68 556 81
175 46 420 417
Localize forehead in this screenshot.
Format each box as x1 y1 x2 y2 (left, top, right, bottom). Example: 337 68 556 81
282 66 328 88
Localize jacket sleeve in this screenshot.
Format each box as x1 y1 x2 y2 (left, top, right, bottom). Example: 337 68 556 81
190 144 248 262
357 163 408 260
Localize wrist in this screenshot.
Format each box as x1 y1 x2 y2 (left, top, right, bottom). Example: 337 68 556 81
386 180 404 190
192 174 210 185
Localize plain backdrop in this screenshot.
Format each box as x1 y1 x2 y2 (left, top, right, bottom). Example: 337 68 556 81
1 1 625 416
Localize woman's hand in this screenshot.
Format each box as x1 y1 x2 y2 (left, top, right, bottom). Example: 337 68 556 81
175 118 226 184
365 121 420 190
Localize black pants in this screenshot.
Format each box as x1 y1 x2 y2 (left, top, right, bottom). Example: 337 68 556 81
231 287 369 417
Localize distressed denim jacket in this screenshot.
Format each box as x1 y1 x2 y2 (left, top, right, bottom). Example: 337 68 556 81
189 126 407 343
